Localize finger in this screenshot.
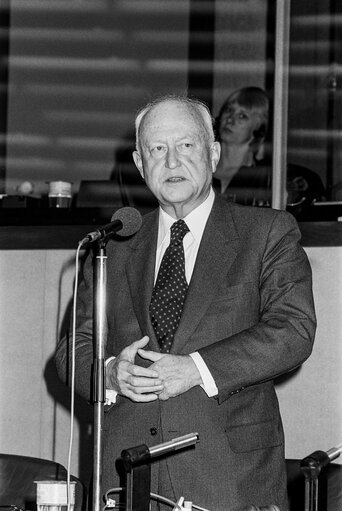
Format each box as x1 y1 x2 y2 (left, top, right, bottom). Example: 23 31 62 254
115 357 159 378
128 364 160 379
133 336 150 349
124 336 150 358
138 349 165 362
128 384 164 394
128 375 163 387
126 391 160 403
158 392 170 401
116 364 161 390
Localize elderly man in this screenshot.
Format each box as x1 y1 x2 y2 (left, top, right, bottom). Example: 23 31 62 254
56 95 316 510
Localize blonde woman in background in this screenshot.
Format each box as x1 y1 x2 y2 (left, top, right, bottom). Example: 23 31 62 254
214 86 325 217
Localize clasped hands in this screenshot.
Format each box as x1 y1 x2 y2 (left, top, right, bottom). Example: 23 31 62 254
105 336 202 402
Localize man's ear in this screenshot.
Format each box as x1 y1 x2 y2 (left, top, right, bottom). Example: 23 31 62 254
132 150 144 178
210 141 221 174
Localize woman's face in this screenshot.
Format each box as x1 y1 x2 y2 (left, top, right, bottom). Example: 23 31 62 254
218 99 264 146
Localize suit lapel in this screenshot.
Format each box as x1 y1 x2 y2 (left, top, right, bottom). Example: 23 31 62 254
125 210 160 350
173 198 240 350
125 198 240 353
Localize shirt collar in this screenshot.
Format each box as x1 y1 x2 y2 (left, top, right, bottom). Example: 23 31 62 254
157 187 215 247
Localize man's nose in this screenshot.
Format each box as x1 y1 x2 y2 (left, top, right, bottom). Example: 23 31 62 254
165 147 180 169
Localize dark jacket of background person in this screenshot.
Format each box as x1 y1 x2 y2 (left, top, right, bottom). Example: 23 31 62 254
213 158 326 219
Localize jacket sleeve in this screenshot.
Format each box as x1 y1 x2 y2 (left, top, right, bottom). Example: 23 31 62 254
198 210 317 404
55 249 96 402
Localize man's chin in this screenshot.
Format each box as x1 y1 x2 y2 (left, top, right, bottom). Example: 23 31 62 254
160 189 193 206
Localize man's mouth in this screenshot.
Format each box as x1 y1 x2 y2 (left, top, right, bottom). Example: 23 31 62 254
166 177 185 183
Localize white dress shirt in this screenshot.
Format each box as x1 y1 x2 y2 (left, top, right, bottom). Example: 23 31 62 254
106 188 218 403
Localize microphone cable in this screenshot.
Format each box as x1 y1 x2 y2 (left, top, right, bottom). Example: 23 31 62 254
104 488 211 511
66 240 84 511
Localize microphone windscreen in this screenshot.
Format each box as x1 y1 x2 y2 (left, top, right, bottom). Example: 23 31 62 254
111 207 142 237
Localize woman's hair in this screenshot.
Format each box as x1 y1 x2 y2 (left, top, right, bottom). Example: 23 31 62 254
134 94 215 152
216 86 270 143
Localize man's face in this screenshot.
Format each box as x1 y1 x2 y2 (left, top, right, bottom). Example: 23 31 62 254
133 100 220 216
219 99 263 146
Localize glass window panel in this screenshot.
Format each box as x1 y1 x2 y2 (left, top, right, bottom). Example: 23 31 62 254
1 0 340 222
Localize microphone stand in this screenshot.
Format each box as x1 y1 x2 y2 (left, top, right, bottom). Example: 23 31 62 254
92 239 108 511
300 443 342 511
121 433 199 511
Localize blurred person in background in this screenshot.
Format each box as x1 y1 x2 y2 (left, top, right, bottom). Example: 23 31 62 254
214 86 326 217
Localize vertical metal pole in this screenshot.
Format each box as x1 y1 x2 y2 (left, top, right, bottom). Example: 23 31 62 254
300 450 332 511
125 465 151 511
93 247 107 511
272 0 291 210
304 475 319 511
121 444 152 511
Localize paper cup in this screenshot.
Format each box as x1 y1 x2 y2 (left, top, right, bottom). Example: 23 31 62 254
48 181 72 208
35 480 76 511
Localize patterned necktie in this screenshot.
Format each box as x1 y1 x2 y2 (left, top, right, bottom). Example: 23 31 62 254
150 219 190 353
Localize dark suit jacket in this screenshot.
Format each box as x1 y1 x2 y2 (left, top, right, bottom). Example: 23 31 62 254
55 195 316 511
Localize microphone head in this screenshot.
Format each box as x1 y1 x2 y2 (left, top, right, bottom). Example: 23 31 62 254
111 207 142 237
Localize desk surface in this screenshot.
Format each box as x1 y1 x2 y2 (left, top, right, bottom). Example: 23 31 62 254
0 207 341 249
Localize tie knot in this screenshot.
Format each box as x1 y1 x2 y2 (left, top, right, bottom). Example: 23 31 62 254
170 219 189 245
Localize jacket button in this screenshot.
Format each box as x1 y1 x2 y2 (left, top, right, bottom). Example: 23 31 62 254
150 427 157 436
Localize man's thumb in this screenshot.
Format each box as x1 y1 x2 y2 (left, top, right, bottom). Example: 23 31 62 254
132 335 150 351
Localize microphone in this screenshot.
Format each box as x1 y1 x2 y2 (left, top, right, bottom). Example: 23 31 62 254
80 207 142 245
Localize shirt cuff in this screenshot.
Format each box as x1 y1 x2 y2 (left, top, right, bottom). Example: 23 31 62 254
189 352 218 397
105 356 118 405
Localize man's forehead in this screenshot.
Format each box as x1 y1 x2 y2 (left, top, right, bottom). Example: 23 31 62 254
140 101 202 136
145 100 195 121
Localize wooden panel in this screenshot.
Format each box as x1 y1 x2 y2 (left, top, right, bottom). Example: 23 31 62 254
0 244 341 494
276 246 342 463
0 249 93 484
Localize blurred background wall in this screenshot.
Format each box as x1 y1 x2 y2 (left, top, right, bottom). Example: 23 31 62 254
2 0 340 200
0 0 341 490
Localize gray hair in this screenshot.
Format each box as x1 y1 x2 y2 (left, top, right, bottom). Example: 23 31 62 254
134 94 215 152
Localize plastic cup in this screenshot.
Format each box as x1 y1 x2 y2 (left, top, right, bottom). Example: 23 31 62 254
34 480 76 511
48 181 72 208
